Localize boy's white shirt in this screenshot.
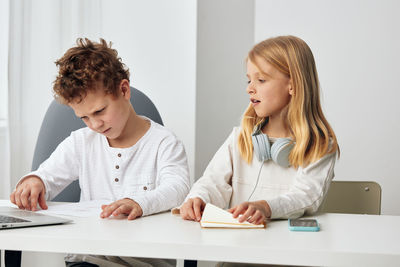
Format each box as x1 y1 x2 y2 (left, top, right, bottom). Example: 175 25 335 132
21 117 190 216
185 127 337 219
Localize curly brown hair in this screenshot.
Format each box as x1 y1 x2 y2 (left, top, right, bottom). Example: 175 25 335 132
53 38 130 104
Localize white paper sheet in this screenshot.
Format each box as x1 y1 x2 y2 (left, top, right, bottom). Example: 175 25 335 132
37 200 109 218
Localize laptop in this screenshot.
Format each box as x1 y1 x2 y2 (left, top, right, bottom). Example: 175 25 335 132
0 206 72 229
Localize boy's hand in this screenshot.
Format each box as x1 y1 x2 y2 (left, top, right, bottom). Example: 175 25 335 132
228 200 271 225
100 198 143 220
10 176 47 211
180 197 206 222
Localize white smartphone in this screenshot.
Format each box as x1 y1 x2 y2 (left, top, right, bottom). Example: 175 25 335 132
288 218 320 232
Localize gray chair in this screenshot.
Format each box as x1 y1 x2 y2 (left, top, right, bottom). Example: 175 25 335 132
320 181 382 215
5 87 164 267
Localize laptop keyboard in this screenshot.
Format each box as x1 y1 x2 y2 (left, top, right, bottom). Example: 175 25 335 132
0 215 30 223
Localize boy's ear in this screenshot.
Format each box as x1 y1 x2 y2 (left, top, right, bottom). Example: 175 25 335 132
119 79 131 99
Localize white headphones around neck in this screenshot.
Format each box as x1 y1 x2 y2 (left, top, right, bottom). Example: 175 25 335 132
251 119 294 168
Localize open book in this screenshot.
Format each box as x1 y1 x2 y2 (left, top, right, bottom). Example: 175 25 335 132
200 203 266 229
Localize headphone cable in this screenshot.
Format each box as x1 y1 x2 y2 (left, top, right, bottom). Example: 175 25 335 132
247 162 264 201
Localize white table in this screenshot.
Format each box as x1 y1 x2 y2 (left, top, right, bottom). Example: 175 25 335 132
1 200 399 267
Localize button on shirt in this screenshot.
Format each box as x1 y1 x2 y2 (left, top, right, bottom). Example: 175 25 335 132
23 118 190 216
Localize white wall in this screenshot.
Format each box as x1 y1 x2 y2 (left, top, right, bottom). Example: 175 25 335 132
0 0 8 120
254 0 400 215
0 125 9 199
0 0 10 199
195 0 254 179
8 0 61 190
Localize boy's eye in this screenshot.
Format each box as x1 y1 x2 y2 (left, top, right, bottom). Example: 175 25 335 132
247 80 251 84
258 79 265 83
81 116 88 121
95 108 105 115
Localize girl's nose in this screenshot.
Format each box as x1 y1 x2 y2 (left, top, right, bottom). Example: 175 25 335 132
246 83 255 94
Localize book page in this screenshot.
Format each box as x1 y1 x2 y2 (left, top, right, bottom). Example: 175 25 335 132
200 203 265 228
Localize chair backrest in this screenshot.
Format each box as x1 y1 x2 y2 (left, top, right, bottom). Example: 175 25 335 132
320 181 382 215
31 87 163 202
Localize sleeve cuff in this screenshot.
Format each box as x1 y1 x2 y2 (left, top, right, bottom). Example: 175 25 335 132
266 198 304 219
267 197 304 219
126 195 150 216
184 193 208 204
169 194 208 215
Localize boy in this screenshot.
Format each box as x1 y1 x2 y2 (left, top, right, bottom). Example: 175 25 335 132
10 38 190 266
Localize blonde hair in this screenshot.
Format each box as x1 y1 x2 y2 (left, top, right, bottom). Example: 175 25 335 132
238 35 339 168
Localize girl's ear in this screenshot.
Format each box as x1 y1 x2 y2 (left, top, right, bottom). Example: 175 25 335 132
288 80 294 96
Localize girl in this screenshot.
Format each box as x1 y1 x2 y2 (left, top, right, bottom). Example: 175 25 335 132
180 35 339 224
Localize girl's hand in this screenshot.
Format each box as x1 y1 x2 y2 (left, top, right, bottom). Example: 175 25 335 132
228 200 271 225
180 197 206 222
100 198 143 220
